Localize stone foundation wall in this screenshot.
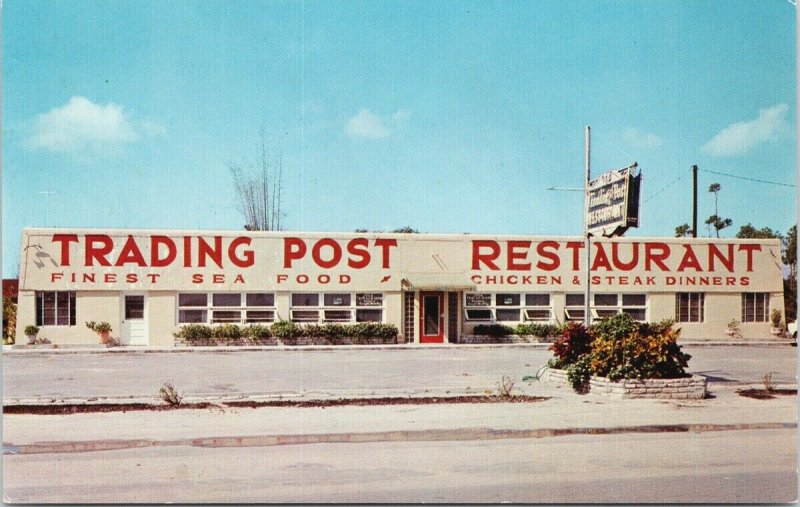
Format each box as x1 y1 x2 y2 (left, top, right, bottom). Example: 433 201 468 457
544 368 707 399
459 335 554 344
174 337 278 347
175 336 400 346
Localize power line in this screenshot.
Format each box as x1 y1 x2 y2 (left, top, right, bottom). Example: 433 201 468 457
699 168 796 188
643 168 692 203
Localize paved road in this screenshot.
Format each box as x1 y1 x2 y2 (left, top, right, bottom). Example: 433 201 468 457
2 345 796 401
4 428 795 503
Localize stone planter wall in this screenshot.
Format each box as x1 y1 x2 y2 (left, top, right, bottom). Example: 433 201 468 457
174 337 278 347
459 334 554 344
278 336 399 346
175 335 400 346
544 368 707 399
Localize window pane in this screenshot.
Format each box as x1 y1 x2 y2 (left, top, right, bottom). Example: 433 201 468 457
69 292 76 326
213 293 241 307
496 309 521 321
291 309 319 322
356 309 383 322
423 296 440 335
622 294 646 306
525 294 550 306
43 292 56 325
356 293 383 307
525 309 551 321
125 296 145 319
623 308 647 321
292 294 319 307
465 309 492 320
565 309 585 321
179 309 207 323
324 293 351 307
323 309 352 322
35 292 43 326
465 293 491 307
179 293 207 307
56 292 71 326
596 309 620 318
245 310 275 323
495 294 520 306
211 310 241 323
566 294 584 306
594 294 618 306
246 293 274 307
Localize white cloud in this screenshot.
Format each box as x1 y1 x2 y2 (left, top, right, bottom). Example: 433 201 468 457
621 127 663 150
25 96 142 152
702 103 790 157
345 109 391 139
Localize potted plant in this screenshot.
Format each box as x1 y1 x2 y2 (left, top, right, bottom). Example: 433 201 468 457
726 319 742 338
770 309 785 336
24 325 39 345
86 321 113 344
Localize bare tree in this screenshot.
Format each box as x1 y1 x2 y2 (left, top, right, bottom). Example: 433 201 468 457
704 182 732 238
229 130 284 231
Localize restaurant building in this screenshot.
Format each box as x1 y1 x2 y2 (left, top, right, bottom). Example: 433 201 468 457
15 228 785 346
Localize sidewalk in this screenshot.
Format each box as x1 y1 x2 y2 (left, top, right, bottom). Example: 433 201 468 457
3 338 795 355
3 379 796 454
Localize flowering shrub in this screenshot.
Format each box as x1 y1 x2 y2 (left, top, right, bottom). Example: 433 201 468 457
548 322 594 369
546 314 691 391
589 328 690 381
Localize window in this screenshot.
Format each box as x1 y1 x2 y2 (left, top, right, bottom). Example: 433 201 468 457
742 293 769 322
565 293 647 322
463 293 553 323
177 293 275 324
35 291 76 326
675 293 704 323
289 292 384 324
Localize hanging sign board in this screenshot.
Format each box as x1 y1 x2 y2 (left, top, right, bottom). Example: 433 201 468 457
586 162 641 237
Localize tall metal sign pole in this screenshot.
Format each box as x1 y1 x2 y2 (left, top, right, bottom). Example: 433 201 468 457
584 126 592 327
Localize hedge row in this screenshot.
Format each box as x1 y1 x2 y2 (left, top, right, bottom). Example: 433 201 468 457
472 323 562 338
174 322 400 342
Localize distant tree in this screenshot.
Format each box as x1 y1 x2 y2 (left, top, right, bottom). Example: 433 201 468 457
354 226 420 233
391 226 419 233
229 129 284 231
675 223 693 238
736 223 781 239
783 225 797 280
705 183 732 238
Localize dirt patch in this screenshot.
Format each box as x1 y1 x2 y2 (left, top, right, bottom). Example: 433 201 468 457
737 388 797 400
4 395 549 415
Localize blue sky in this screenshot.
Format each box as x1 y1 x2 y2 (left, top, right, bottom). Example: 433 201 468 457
2 0 797 277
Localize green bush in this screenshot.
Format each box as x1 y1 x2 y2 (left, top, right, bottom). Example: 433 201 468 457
589 327 690 381
173 324 213 341
241 325 272 339
24 324 39 336
514 323 562 338
565 354 592 391
473 324 514 337
349 322 398 340
212 324 241 340
270 321 303 339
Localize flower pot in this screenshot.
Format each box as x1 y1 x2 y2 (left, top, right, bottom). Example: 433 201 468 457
26 334 37 345
99 331 110 344
770 328 784 337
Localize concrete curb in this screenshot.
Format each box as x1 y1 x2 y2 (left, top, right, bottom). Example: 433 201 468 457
4 422 795 455
3 340 795 354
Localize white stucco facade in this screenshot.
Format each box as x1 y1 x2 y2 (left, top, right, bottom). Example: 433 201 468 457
16 228 786 345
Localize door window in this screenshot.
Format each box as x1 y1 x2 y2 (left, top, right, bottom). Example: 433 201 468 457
125 296 145 319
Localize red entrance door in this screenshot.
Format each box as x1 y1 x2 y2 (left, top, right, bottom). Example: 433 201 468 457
420 292 445 343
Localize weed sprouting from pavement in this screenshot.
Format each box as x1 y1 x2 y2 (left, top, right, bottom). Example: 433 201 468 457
762 372 777 392
159 381 183 406
497 376 515 398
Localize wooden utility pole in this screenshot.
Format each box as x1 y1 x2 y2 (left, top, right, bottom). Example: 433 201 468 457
692 165 698 238
584 127 592 326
